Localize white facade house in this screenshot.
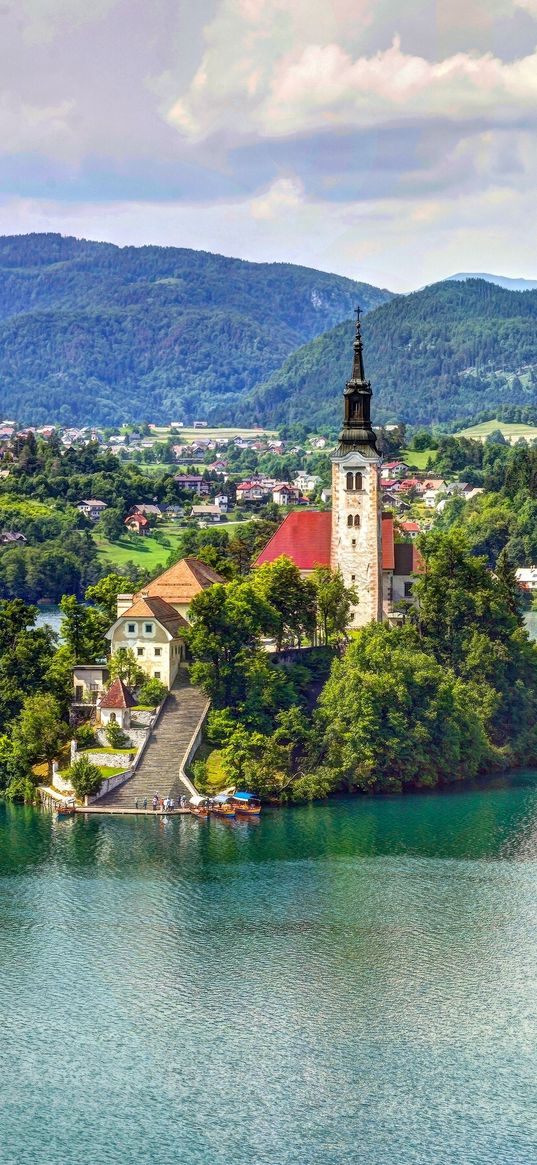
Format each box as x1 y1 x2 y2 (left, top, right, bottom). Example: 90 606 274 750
106 597 188 689
516 567 537 591
77 499 107 521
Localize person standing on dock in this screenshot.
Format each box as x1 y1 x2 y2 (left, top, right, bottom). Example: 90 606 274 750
135 798 138 810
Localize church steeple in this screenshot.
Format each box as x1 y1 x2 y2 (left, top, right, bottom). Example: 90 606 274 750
337 308 378 456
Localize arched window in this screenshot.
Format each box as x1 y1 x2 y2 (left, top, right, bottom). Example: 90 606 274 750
346 471 354 491
354 472 362 491
347 515 353 527
354 514 360 527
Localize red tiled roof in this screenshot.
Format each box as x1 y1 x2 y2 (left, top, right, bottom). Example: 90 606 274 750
381 512 395 570
255 510 399 574
255 511 332 570
125 513 149 526
100 678 136 710
400 520 421 532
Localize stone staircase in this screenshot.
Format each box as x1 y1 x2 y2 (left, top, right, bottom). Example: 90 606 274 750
97 671 209 809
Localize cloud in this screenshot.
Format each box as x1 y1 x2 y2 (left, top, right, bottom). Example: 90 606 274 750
168 0 537 141
0 0 536 289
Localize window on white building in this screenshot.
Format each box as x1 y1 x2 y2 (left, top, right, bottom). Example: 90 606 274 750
137 647 144 657
127 623 135 633
145 623 153 634
154 648 161 657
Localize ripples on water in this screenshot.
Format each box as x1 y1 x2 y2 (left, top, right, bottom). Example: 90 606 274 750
2 775 537 1165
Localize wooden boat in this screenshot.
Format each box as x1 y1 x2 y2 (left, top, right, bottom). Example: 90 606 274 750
189 794 209 817
55 801 76 818
208 794 235 818
230 792 261 817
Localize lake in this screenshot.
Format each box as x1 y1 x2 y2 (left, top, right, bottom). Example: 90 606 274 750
1 778 537 1165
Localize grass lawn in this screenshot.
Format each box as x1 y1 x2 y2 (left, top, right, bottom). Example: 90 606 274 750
98 765 130 778
401 448 439 469
94 531 184 572
454 419 537 443
82 746 134 755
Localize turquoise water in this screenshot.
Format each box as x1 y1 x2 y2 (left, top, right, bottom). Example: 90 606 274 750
2 777 537 1165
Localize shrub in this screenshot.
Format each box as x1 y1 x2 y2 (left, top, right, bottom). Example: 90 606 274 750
105 720 129 749
75 722 97 749
137 678 167 708
67 756 102 798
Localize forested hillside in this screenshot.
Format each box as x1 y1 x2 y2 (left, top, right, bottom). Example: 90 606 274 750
245 279 537 428
0 233 390 425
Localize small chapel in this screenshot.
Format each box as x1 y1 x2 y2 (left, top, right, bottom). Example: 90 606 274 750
255 311 419 623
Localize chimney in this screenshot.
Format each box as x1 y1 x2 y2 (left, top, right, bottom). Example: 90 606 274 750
117 593 134 617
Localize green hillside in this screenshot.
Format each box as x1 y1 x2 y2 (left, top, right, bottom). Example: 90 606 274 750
245 279 537 428
0 233 390 426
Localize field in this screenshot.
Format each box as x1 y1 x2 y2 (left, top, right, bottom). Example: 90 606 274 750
454 419 537 443
149 425 277 441
94 530 182 574
401 448 438 469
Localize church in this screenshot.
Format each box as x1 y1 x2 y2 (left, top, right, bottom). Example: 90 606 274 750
255 311 420 624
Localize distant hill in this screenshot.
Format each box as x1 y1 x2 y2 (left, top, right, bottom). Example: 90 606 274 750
0 233 391 425
449 272 537 292
244 279 537 428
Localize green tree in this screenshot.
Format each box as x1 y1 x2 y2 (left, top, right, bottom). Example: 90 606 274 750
67 755 103 799
187 580 277 706
97 507 125 541
315 623 489 793
252 557 316 649
108 647 145 688
85 573 133 623
13 694 69 778
59 595 108 663
310 566 357 644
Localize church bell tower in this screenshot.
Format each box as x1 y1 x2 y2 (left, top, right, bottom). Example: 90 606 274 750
330 309 382 625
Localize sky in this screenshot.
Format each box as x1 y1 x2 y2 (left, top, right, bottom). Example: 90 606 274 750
1 0 537 291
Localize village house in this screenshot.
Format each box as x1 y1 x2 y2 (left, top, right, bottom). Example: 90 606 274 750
236 480 270 503
272 483 302 506
106 596 188 688
174 473 210 496
77 499 108 521
516 567 537 592
294 471 321 493
0 530 27 545
381 460 408 480
191 504 226 524
132 503 162 518
399 519 421 538
124 513 150 535
72 664 109 706
114 557 226 626
214 494 229 511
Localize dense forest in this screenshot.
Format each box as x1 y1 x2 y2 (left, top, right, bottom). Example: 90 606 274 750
0 233 390 426
246 279 537 428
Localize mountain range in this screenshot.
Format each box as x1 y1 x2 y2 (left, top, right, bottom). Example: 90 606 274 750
243 279 537 429
448 272 537 292
0 234 536 430
0 234 390 426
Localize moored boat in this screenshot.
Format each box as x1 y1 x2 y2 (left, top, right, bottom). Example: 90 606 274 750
209 794 235 818
189 794 209 817
230 792 261 817
55 800 76 818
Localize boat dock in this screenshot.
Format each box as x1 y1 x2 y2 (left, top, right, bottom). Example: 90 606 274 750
75 805 191 816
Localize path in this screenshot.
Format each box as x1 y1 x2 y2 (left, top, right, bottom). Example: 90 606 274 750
97 670 209 810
